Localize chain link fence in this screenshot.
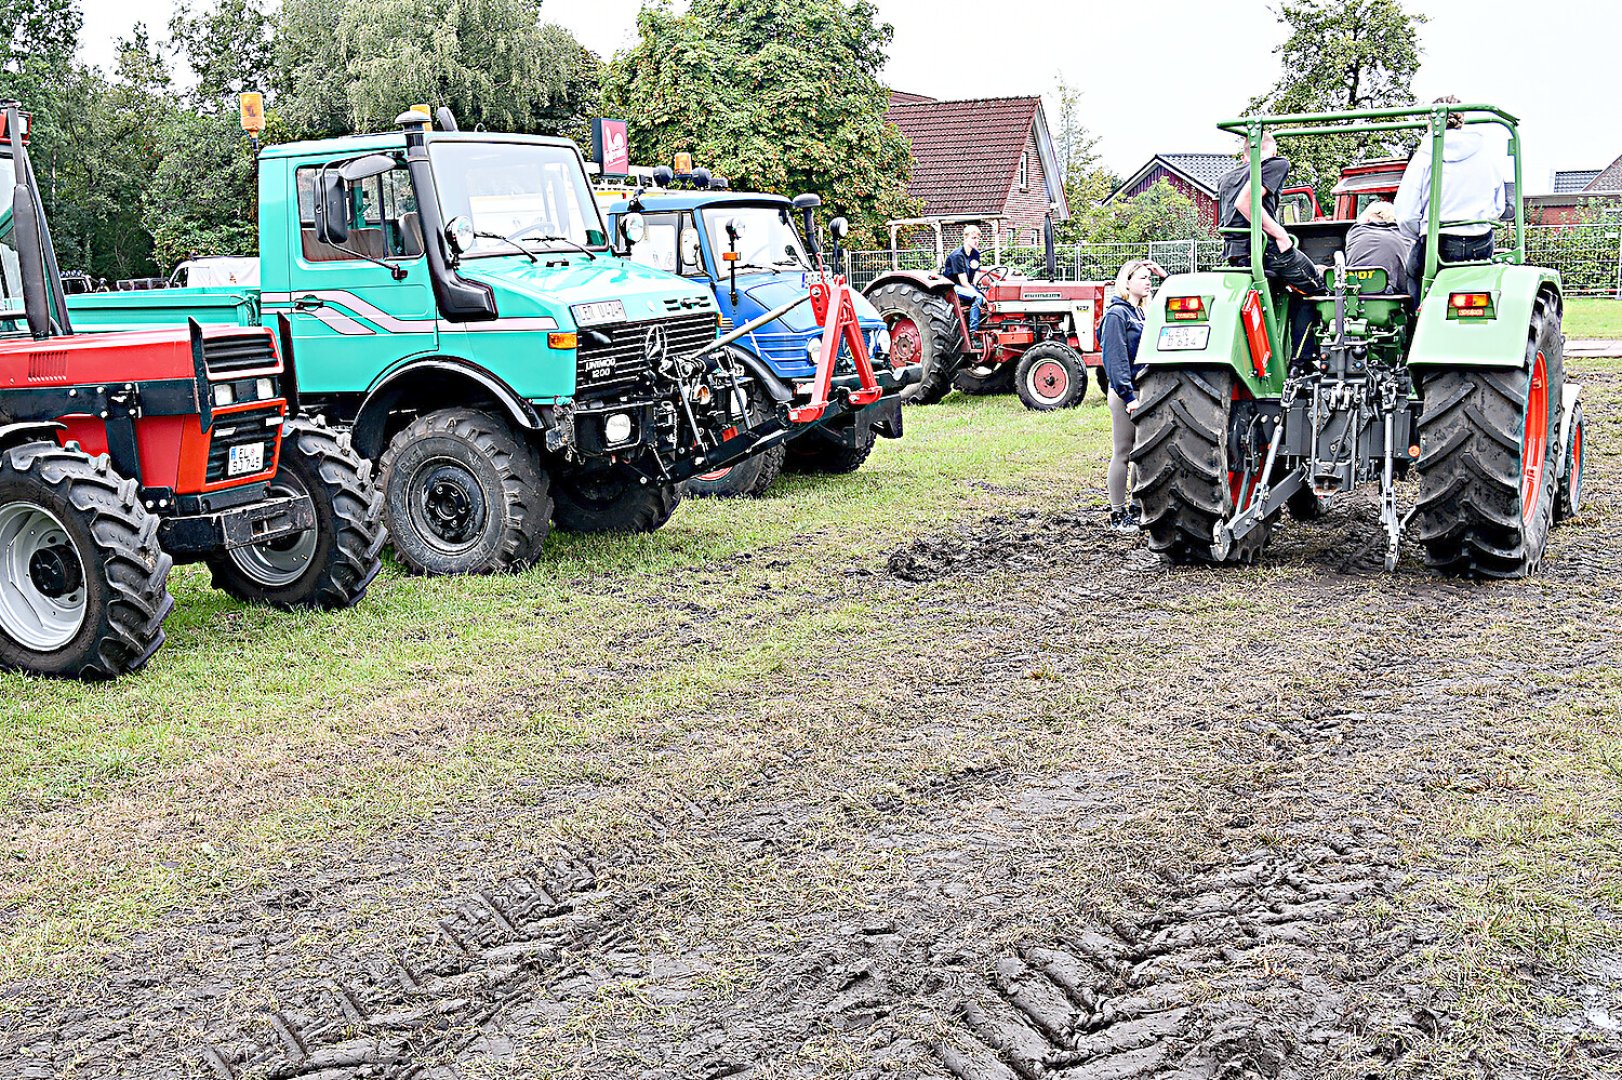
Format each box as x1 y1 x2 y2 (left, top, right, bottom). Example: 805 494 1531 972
848 224 1622 298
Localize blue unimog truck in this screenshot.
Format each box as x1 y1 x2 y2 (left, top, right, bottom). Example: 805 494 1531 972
603 183 916 497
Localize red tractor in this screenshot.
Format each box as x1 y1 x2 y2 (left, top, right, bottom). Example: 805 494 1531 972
863 266 1109 411
0 104 383 678
1278 157 1407 224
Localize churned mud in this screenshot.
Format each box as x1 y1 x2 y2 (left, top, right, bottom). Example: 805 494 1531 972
3 371 1619 1080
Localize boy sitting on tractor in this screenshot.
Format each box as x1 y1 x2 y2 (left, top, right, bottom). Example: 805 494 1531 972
941 225 987 332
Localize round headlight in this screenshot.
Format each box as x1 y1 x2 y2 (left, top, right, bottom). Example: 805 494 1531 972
604 413 634 445
873 326 891 355
805 336 823 364
447 215 475 254
620 212 647 246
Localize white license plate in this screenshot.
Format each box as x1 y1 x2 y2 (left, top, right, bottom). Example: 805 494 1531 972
1158 324 1211 351
571 300 626 327
228 442 265 476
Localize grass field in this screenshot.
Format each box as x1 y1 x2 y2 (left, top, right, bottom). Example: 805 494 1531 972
1566 297 1622 339
3 364 1620 1078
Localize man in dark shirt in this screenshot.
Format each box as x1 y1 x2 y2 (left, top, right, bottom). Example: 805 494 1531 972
941 225 987 332
1216 133 1325 366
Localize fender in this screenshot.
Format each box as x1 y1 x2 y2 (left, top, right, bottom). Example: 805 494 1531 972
1137 271 1281 397
1407 265 1562 371
1557 382 1583 482
352 357 544 460
862 269 957 301
0 421 66 454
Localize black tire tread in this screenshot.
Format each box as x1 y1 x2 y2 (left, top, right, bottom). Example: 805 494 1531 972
866 282 961 405
552 469 680 534
1014 341 1088 411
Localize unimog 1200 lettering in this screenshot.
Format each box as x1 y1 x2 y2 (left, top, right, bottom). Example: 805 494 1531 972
70 109 790 575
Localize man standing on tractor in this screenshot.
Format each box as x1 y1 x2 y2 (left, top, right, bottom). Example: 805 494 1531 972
942 224 988 332
1215 132 1325 365
1394 97 1505 308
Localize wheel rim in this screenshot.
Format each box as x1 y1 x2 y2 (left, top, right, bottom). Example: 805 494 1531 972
887 313 922 369
1520 351 1550 524
1227 383 1264 512
0 502 88 651
694 466 733 483
227 472 319 587
407 458 490 555
1027 358 1069 405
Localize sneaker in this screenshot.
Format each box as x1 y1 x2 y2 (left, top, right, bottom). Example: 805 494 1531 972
1109 509 1140 535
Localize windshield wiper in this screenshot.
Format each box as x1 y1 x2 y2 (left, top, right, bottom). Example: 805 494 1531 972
473 230 537 263
507 231 598 261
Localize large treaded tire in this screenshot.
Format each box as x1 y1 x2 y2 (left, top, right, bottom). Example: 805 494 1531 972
681 388 786 499
379 408 550 576
552 464 680 534
952 364 1016 396
1413 293 1563 578
785 424 877 475
208 420 384 609
1014 342 1088 411
1556 402 1584 522
867 282 961 405
0 443 173 679
1131 368 1274 565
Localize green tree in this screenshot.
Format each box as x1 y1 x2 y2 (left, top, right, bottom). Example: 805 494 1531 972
1048 74 1120 245
272 0 351 137
601 0 915 246
143 108 263 267
169 0 275 111
1247 0 1426 207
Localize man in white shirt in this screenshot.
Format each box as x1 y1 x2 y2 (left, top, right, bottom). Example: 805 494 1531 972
1393 98 1506 307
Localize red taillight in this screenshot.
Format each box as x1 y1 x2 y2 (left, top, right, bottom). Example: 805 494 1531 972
1167 295 1205 320
1449 292 1492 317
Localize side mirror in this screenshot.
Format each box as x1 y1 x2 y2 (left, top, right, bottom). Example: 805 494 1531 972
315 171 350 245
791 193 822 211
619 212 647 247
444 215 475 255
828 216 849 241
338 154 397 183
679 227 701 268
11 182 52 339
435 107 460 132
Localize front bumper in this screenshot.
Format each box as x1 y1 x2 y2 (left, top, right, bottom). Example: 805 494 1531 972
158 494 316 559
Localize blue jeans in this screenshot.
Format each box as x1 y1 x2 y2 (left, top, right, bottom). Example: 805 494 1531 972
955 286 983 332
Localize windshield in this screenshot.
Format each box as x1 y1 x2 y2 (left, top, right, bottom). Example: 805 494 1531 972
430 141 608 255
0 156 25 326
700 204 810 270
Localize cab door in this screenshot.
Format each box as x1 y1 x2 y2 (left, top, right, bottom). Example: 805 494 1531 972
272 159 438 393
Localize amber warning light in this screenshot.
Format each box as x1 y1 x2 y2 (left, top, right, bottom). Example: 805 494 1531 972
239 93 265 136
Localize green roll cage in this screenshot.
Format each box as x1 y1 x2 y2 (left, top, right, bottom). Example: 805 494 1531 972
1219 103 1523 359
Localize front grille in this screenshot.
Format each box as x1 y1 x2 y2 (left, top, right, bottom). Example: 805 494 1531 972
205 406 281 483
202 331 279 377
575 313 718 397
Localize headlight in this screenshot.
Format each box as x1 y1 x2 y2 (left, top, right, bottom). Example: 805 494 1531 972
805 336 823 364
620 212 647 246
212 383 234 407
255 377 275 400
872 326 891 355
604 413 634 445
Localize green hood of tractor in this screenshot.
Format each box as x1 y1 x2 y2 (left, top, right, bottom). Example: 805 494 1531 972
457 254 716 328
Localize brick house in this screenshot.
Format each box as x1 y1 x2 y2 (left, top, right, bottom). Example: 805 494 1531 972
1103 153 1234 234
1525 152 1622 225
884 93 1069 259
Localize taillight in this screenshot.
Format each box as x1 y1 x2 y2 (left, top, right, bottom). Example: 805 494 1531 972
1167 296 1205 320
1447 292 1494 318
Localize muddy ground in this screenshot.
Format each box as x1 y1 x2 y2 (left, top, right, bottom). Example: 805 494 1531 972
3 369 1620 1079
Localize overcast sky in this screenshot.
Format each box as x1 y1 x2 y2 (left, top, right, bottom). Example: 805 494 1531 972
74 0 1616 192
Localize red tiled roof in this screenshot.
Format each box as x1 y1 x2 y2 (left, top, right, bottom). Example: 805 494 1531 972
888 90 937 108
1585 151 1622 192
886 96 1041 218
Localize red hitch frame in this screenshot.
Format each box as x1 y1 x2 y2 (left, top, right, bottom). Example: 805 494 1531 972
789 270 883 424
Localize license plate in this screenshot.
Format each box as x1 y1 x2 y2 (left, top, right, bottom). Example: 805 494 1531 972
228 442 265 476
571 300 626 327
1158 324 1211 351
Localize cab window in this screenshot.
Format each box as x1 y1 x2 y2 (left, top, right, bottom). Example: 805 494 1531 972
296 162 423 264
624 211 705 277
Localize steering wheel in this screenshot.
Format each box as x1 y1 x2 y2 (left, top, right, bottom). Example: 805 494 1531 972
977 266 1007 290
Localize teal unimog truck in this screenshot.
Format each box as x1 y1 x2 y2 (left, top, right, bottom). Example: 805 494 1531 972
70 110 787 575
1131 103 1584 578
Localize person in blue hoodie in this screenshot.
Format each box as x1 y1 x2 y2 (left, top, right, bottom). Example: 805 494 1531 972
1100 258 1166 533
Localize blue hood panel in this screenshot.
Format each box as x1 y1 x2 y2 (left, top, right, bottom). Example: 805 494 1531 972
738 273 882 332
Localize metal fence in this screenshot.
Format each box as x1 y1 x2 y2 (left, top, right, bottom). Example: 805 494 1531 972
847 223 1622 298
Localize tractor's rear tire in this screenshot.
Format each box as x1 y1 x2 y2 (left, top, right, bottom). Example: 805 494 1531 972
681 389 786 499
1414 294 1564 578
1014 342 1088 411
1557 401 1585 521
867 282 960 405
552 464 680 534
379 408 551 576
952 364 1016 396
785 425 877 475
0 443 173 679
1131 368 1274 565
209 420 385 609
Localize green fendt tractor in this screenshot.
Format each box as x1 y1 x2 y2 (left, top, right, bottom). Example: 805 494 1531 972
1132 104 1585 577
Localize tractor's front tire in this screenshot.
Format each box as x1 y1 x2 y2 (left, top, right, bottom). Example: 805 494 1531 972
552 464 680 534
952 364 1016 396
1131 368 1274 565
1414 294 1564 578
379 408 551 575
209 420 385 609
1014 342 1088 411
0 443 173 679
682 389 786 499
785 425 877 475
867 282 960 406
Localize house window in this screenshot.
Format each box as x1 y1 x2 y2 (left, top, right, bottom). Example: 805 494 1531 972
1018 152 1029 191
